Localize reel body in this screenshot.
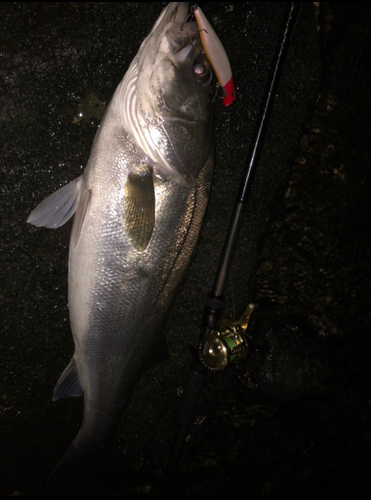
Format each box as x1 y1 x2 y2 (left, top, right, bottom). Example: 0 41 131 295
199 303 255 371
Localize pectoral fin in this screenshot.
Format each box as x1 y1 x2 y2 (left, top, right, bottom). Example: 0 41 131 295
27 176 84 228
124 168 155 251
53 358 82 401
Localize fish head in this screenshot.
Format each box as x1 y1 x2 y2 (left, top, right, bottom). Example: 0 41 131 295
121 2 213 185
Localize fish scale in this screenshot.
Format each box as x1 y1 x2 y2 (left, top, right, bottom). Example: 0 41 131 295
27 2 217 485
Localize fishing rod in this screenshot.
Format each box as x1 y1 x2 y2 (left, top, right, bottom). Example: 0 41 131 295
163 2 301 493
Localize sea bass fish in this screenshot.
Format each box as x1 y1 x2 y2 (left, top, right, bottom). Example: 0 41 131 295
28 2 214 483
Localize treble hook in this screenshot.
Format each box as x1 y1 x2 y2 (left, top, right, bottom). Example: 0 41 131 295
180 3 196 30
211 82 227 104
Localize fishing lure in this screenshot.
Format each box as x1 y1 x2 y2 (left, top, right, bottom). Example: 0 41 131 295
194 5 236 106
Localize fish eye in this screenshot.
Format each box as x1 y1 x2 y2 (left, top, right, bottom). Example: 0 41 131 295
193 59 212 86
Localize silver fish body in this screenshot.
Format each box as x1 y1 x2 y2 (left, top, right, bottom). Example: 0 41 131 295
28 2 213 482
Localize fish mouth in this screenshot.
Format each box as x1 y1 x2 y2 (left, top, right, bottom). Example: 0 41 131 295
139 2 200 73
149 2 191 35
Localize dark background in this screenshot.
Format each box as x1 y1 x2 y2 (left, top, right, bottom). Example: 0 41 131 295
1 2 371 496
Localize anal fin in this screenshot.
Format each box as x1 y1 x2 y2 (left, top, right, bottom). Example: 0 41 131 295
53 358 82 401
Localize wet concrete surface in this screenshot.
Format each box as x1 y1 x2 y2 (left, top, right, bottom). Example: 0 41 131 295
2 1 370 496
